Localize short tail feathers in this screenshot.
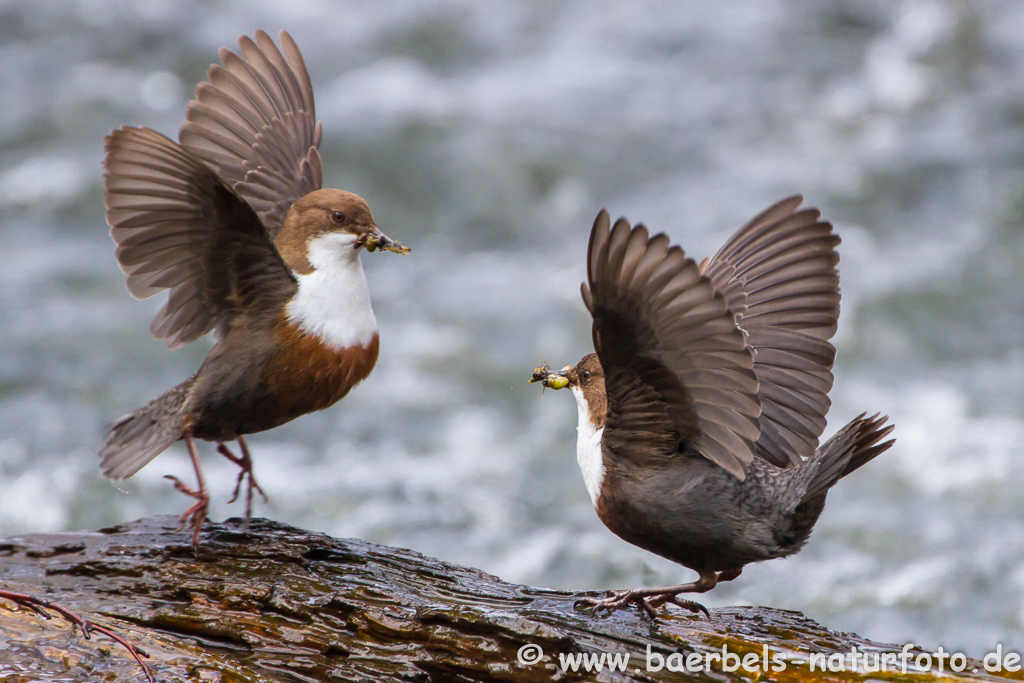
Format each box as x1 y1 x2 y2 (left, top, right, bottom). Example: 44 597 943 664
800 413 895 503
99 378 194 480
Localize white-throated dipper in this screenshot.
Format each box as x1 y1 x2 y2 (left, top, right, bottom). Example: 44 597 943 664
100 31 408 546
531 197 894 617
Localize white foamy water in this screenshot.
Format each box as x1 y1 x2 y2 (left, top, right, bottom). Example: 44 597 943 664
2 0 1023 656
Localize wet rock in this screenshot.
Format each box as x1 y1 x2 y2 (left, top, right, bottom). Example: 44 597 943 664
0 517 1009 681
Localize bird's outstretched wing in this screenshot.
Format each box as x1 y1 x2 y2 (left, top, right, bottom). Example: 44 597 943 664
104 126 297 349
179 29 323 239
701 196 840 467
583 211 761 480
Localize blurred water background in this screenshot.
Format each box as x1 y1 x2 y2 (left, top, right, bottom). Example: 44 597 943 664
2 0 1024 656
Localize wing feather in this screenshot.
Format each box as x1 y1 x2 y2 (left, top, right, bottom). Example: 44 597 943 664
104 126 296 349
703 196 840 466
179 30 322 239
587 210 761 480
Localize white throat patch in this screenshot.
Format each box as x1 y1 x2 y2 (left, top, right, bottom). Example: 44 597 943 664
285 233 379 349
570 385 606 506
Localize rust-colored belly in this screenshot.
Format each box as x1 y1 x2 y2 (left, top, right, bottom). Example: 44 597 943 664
261 320 379 424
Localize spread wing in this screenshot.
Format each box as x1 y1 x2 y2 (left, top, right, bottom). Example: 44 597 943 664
701 196 840 467
104 126 297 349
582 210 762 480
178 29 323 239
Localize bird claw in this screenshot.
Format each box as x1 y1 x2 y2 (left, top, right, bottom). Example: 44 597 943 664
163 473 198 498
575 590 657 618
226 466 268 507
163 475 209 548
575 590 709 619
217 442 268 523
655 595 711 617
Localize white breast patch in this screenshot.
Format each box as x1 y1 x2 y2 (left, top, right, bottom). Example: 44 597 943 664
285 233 379 350
570 385 606 506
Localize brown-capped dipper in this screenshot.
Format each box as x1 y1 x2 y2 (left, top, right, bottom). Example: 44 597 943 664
99 31 408 546
531 197 894 617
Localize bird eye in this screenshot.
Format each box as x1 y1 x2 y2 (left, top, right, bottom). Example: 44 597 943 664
331 211 347 224
582 370 591 380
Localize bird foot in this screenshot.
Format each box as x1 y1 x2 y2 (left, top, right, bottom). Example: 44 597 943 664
647 593 711 617
575 589 710 619
164 474 209 548
217 441 268 523
0 589 154 682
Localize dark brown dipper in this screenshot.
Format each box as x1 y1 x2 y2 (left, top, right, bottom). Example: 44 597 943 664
531 197 894 617
100 31 408 546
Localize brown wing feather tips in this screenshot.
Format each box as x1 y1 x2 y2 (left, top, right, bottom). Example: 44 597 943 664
703 197 842 466
237 35 294 118
735 194 805 235
104 127 219 346
279 31 316 116
587 209 611 288
104 126 293 350
179 30 322 239
585 211 761 480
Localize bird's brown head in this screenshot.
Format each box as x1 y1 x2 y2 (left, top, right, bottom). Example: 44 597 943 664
276 189 409 274
530 352 607 428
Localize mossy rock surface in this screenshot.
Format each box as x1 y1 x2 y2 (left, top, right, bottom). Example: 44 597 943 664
0 517 1016 681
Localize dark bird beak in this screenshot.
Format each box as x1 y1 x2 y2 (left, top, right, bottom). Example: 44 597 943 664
529 365 570 390
359 228 410 254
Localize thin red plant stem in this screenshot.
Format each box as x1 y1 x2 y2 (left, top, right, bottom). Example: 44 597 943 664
0 589 155 682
